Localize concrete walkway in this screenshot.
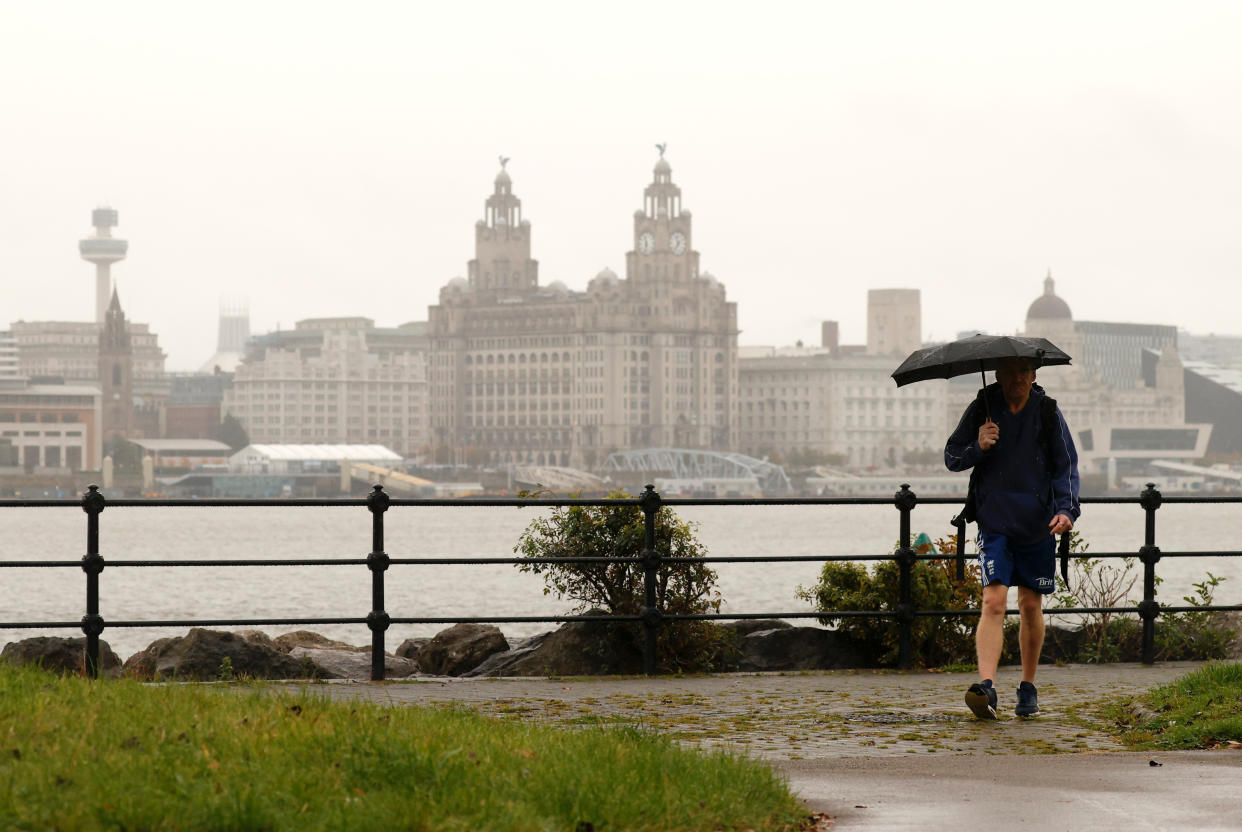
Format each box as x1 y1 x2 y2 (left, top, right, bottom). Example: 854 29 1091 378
280 662 1242 830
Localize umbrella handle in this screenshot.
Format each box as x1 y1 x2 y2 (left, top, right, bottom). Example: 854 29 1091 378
979 362 991 421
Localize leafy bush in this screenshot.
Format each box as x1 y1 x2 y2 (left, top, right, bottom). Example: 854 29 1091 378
1054 551 1236 662
795 534 981 667
514 490 725 673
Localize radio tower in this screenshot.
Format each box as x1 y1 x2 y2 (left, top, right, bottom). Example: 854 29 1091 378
79 207 128 325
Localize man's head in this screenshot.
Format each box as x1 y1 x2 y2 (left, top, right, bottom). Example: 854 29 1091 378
995 357 1037 406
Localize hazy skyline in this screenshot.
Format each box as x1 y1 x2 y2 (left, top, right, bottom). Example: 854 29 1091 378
4 1 1241 370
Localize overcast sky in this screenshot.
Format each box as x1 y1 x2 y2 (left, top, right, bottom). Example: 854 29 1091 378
3 1 1240 370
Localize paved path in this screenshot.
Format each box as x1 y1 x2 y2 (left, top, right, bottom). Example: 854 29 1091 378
280 662 1242 830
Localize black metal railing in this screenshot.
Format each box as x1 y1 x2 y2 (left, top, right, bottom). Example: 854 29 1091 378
2 483 1240 679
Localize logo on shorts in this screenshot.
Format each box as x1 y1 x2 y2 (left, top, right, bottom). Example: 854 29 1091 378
1037 577 1054 588
984 559 995 576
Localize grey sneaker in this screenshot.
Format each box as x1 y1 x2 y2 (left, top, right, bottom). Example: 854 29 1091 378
1015 681 1039 717
965 680 998 720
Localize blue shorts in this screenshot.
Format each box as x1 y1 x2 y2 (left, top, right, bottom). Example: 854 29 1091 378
977 532 1057 595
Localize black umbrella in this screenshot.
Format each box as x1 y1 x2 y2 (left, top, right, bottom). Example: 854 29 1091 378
891 333 1072 419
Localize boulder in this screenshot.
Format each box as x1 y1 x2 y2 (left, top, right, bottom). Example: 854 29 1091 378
1 636 123 678
418 624 510 676
232 630 280 651
467 613 642 677
735 626 869 671
273 630 367 653
123 628 329 681
395 637 430 660
721 619 794 638
289 647 418 680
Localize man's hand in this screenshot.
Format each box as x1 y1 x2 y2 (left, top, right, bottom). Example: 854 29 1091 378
977 419 999 451
1049 513 1073 535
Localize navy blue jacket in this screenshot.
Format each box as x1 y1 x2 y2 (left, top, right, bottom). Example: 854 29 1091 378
945 383 1080 543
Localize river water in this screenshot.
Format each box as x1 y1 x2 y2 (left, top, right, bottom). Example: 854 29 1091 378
3 502 1240 660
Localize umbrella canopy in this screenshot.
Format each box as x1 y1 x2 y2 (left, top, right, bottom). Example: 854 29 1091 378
890 334 1072 387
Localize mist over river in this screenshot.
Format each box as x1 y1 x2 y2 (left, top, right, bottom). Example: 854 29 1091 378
3 502 1240 660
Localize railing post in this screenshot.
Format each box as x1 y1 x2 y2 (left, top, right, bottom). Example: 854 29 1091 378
366 485 391 681
1138 483 1162 665
894 484 917 670
951 512 967 581
80 485 106 679
639 484 662 676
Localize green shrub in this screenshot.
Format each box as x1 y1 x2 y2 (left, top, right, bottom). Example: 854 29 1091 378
795 534 980 667
515 490 726 673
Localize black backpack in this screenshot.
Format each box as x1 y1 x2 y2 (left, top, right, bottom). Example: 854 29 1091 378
957 385 1073 584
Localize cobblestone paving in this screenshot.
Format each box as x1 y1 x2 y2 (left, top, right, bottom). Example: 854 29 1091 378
279 661 1207 759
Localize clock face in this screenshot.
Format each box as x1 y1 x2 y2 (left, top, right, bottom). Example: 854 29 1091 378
638 232 655 254
669 231 687 254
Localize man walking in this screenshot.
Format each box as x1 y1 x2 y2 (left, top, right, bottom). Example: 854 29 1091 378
945 356 1080 718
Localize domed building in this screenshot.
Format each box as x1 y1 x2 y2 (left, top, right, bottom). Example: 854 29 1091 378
1013 274 1211 490
427 152 738 469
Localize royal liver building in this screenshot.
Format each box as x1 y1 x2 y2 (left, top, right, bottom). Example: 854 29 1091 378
428 151 738 469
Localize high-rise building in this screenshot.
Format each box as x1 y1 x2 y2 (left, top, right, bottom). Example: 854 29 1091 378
427 152 737 468
866 289 922 357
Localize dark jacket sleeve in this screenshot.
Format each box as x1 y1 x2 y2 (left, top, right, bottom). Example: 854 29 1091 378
1049 405 1081 521
944 400 985 472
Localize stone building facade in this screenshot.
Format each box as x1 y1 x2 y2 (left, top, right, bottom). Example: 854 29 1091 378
427 154 738 468
738 346 948 469
222 318 429 457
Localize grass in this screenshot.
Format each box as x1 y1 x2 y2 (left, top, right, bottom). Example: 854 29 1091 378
0 664 807 831
1098 661 1242 750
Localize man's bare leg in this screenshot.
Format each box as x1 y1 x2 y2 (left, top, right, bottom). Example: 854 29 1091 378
1016 586 1045 684
976 582 1008 681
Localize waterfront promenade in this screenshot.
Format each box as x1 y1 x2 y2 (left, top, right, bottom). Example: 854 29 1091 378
285 661 1242 831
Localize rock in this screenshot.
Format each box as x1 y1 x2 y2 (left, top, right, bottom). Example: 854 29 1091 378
467 612 642 677
289 647 418 680
123 628 329 681
735 626 869 671
418 624 509 676
462 633 551 677
395 637 430 660
232 630 280 650
1 636 123 678
1220 611 1242 659
721 619 794 638
273 630 366 653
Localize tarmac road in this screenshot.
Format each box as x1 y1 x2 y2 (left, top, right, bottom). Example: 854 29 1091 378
283 661 1242 830
779 751 1242 831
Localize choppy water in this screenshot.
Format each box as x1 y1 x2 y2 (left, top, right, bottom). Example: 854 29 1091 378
2 502 1240 660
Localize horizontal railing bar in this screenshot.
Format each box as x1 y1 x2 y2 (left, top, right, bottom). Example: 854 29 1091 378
4 495 1239 510
103 618 368 628
107 559 369 567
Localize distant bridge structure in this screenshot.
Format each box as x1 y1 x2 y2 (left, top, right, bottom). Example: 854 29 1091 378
602 448 792 494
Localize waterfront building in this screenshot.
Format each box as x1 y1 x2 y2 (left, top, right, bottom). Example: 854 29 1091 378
1179 331 1242 369
228 443 401 475
0 379 102 471
164 372 233 439
738 344 948 469
1183 361 1242 456
0 332 17 382
222 317 429 457
991 275 1214 486
427 153 738 468
126 438 232 473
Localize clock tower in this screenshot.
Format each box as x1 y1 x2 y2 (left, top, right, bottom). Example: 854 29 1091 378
626 146 699 284
469 157 538 295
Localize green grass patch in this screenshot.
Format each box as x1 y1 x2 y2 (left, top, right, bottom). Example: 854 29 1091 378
1098 662 1242 750
0 664 806 831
